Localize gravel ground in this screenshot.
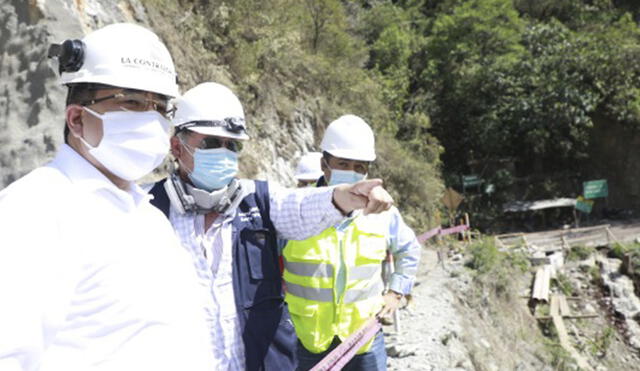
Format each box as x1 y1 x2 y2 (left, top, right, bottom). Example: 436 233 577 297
384 248 473 370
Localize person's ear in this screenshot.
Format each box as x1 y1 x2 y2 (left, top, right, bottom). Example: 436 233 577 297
170 135 183 158
65 105 84 138
321 157 331 181
320 157 328 172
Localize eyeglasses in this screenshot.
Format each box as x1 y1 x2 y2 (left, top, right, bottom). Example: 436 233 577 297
177 118 247 135
181 135 243 153
79 92 174 118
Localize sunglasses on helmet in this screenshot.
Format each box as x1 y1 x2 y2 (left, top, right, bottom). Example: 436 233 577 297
177 118 247 135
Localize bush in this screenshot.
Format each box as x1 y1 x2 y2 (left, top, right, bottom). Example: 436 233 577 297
466 238 502 274
567 245 595 261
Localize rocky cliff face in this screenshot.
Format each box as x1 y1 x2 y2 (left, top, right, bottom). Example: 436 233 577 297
0 0 315 190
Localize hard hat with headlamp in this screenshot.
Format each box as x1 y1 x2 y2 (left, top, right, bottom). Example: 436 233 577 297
172 82 249 141
320 115 376 161
48 23 179 98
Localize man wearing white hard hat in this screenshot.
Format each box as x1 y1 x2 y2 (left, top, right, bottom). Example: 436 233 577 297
282 115 421 371
295 152 324 187
149 82 395 371
0 24 215 370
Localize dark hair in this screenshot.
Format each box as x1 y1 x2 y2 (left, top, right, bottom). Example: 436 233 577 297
322 151 333 161
63 83 115 144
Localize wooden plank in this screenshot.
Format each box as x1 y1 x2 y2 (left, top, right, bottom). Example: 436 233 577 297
532 265 552 302
550 295 594 371
495 232 526 239
606 227 621 245
536 314 598 321
565 234 608 245
566 224 610 233
559 295 571 317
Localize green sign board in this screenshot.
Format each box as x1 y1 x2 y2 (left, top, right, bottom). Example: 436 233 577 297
575 199 593 214
583 179 608 199
462 175 483 190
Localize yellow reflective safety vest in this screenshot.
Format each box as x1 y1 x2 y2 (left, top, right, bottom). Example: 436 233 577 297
282 212 390 354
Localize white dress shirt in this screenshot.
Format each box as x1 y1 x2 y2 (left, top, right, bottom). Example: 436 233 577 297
0 145 215 371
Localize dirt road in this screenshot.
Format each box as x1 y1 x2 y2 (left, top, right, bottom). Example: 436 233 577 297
385 248 472 370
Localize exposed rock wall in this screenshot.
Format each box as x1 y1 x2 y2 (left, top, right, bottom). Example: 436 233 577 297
0 0 315 190
0 0 154 188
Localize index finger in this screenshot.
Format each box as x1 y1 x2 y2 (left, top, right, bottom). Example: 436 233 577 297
352 178 383 196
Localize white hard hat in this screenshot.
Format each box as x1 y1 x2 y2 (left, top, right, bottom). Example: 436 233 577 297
53 23 179 97
172 82 249 141
295 152 323 181
320 115 376 161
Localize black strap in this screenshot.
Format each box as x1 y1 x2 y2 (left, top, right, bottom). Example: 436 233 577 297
149 179 171 218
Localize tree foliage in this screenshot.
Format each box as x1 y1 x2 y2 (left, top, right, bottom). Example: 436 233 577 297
144 0 640 230
361 0 640 228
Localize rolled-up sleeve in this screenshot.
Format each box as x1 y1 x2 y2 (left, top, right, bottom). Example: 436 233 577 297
269 183 344 241
387 207 421 295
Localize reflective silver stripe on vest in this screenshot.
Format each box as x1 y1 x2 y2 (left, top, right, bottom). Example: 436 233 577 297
349 264 381 280
343 281 384 303
286 281 334 302
284 258 334 278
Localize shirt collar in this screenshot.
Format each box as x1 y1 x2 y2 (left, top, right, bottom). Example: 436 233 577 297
49 144 149 210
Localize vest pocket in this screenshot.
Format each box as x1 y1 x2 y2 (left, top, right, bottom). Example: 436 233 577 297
242 228 277 280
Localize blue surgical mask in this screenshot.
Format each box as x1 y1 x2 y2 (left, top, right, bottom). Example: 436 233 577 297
188 147 238 191
328 169 366 186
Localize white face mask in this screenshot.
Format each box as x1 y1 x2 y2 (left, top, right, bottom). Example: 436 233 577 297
78 107 170 181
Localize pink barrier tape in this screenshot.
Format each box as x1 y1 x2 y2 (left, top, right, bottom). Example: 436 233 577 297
417 224 470 243
329 320 381 371
417 227 440 243
310 318 381 371
440 224 469 236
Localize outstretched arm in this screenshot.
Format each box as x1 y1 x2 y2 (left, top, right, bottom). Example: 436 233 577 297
270 179 393 240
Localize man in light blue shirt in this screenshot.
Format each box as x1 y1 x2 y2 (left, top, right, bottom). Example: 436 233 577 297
282 115 421 371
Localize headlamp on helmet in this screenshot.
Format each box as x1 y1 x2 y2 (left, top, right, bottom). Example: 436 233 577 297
48 39 86 75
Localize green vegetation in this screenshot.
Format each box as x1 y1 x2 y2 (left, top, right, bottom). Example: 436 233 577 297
142 0 444 228
552 273 575 296
465 238 529 298
567 245 595 262
609 242 640 279
542 336 575 370
587 327 615 358
610 241 640 259
142 0 640 229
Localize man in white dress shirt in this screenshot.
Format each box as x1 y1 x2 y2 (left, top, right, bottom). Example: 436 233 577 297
0 23 216 371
